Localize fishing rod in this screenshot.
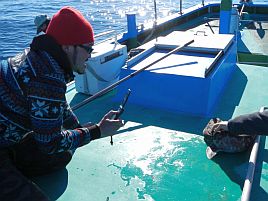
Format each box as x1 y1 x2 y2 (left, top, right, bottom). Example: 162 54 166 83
71 39 194 111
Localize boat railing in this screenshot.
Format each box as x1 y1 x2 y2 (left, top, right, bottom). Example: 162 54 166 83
94 30 118 47
241 107 265 201
137 0 209 31
239 20 268 23
239 61 268 66
179 0 205 14
239 3 246 16
241 136 261 201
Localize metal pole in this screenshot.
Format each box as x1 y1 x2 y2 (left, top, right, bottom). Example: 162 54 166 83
154 0 157 22
153 0 158 42
241 136 260 201
239 4 245 17
180 0 183 15
241 106 265 201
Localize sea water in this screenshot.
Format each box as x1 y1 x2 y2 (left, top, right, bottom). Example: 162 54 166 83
0 0 266 59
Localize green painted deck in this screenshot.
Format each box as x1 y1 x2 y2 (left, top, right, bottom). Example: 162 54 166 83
238 21 268 55
33 7 268 201
237 16 268 66
32 62 268 201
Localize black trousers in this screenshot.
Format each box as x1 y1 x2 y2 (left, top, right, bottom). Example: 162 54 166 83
0 134 72 201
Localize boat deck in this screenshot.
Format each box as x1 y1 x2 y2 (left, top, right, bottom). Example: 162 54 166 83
238 18 268 66
32 63 268 201
32 7 268 201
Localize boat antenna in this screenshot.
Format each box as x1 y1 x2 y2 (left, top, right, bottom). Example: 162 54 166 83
153 0 158 42
154 0 157 22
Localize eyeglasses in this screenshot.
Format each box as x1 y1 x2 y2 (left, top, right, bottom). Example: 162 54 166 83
78 45 94 54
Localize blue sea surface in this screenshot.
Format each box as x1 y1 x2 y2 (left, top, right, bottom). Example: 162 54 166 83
0 0 266 59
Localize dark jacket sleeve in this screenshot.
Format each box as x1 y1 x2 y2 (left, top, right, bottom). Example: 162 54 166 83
228 110 268 135
27 76 101 154
62 102 80 129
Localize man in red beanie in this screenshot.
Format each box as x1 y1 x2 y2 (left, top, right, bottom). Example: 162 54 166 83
0 6 123 201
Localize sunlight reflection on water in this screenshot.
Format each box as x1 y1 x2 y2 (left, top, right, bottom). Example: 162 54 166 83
0 0 266 59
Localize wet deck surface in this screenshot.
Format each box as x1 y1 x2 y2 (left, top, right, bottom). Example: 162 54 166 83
33 12 268 201
32 62 268 201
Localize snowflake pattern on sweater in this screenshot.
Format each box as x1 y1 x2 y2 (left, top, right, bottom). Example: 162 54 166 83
0 49 98 154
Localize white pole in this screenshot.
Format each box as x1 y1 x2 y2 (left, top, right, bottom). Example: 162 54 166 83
241 107 265 201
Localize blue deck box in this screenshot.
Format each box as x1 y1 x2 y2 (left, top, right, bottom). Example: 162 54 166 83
115 31 236 117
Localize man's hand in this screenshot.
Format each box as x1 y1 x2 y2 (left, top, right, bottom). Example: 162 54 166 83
97 110 124 138
82 122 94 127
211 121 229 133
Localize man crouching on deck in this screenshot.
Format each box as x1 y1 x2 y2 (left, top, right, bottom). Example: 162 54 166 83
0 6 123 201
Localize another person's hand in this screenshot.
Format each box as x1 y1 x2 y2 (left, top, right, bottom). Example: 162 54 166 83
97 110 124 137
211 121 228 133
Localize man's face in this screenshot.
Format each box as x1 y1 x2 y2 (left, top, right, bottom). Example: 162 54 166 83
64 43 94 74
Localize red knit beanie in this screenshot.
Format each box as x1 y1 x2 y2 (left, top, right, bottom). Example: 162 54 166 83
46 6 94 45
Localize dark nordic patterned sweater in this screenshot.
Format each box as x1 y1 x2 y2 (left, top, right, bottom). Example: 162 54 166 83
0 34 100 154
